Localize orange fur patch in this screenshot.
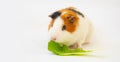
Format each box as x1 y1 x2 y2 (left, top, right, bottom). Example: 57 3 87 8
60 9 79 33
48 20 54 30
48 7 80 33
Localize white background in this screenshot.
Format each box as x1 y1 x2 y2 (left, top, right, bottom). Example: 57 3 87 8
0 0 120 62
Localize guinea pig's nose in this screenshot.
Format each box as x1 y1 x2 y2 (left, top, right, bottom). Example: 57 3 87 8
51 36 56 40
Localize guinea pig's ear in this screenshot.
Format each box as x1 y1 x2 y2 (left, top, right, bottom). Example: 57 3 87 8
49 11 61 19
70 16 75 23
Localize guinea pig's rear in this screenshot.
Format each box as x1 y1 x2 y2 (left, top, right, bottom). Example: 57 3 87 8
48 7 93 49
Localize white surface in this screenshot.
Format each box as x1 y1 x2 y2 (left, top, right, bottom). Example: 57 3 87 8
0 0 120 62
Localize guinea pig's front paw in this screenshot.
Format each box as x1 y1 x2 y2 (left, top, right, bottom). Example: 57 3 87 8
69 43 79 49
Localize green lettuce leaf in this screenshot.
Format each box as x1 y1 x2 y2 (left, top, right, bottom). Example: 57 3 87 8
48 40 93 56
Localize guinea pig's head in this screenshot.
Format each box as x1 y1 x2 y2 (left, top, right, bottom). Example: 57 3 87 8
48 7 84 43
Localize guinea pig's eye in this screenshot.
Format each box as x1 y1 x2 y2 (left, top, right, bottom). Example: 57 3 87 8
62 25 66 31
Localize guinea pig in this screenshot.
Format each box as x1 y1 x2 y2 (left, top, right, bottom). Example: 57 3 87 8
48 7 93 49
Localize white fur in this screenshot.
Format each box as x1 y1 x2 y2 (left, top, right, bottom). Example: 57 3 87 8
49 14 92 48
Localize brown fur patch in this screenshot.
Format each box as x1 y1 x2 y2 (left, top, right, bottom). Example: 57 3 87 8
48 20 54 30
60 9 79 33
48 7 80 32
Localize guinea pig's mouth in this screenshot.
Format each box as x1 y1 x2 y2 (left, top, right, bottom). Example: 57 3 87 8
50 36 57 41
55 40 69 45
